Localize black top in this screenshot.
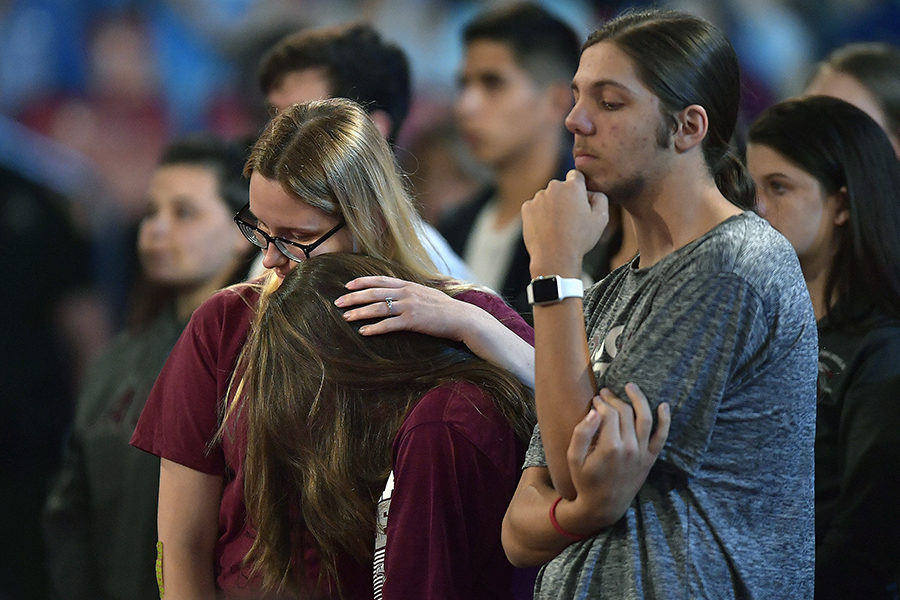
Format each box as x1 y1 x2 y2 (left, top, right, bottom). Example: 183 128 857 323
815 305 900 599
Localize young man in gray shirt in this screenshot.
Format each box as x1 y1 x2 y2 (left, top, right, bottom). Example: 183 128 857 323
503 9 817 599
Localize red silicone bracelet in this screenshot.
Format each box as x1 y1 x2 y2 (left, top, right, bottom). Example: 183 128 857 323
549 496 588 541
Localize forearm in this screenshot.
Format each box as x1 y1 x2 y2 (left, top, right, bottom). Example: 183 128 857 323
521 168 609 497
504 388 669 568
460 304 535 388
502 467 601 567
533 299 596 498
157 459 222 600
156 540 218 600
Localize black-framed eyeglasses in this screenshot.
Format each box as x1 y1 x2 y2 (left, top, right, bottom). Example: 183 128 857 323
233 203 345 262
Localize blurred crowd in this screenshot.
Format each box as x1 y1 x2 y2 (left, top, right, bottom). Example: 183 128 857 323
1 0 897 598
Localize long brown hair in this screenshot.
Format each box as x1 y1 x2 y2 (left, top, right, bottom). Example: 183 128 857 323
748 96 900 326
232 253 534 595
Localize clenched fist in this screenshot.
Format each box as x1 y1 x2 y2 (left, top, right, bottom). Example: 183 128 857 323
522 169 609 278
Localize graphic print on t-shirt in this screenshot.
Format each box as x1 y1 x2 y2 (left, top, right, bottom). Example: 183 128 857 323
817 348 845 398
590 324 625 381
372 471 394 600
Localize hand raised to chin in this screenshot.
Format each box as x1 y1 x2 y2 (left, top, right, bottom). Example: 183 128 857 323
522 169 609 278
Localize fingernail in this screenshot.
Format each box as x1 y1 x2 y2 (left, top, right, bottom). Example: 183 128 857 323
358 325 368 335
334 297 345 307
662 403 670 416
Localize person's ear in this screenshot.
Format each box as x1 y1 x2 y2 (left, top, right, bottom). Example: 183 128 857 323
833 186 850 226
369 109 394 141
672 104 709 153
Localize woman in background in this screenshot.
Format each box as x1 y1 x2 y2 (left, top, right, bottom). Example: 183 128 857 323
747 95 900 599
234 252 535 599
805 41 900 155
43 135 256 600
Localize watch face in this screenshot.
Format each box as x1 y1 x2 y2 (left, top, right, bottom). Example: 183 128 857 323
530 276 561 304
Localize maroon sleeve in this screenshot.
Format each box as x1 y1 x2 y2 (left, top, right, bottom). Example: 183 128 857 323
456 290 534 346
381 383 522 600
130 287 255 475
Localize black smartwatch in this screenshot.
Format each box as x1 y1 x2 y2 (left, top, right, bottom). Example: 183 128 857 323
526 275 584 306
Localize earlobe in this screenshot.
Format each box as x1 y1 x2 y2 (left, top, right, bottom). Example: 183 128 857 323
833 186 850 226
672 104 708 153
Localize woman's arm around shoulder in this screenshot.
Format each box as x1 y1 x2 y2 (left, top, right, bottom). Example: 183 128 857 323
336 277 535 388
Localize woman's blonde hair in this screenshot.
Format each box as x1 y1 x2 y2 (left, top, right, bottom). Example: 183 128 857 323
244 98 440 282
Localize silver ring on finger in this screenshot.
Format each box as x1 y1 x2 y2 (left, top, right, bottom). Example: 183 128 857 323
384 296 394 315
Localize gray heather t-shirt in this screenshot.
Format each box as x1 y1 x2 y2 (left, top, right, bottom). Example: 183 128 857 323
525 212 817 599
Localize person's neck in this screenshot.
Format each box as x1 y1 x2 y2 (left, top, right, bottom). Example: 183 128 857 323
491 133 563 229
801 253 835 322
626 161 742 269
610 210 639 270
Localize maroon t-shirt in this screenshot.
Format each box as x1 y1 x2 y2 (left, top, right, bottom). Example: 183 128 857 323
380 380 537 599
131 283 533 599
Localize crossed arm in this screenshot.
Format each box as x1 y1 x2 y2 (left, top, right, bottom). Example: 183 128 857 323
335 172 671 567
502 386 670 566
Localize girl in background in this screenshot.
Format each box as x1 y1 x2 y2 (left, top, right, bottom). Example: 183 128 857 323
805 42 900 155
44 135 256 600
747 95 900 599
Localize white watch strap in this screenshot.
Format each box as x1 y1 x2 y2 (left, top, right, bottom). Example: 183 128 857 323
557 277 584 299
